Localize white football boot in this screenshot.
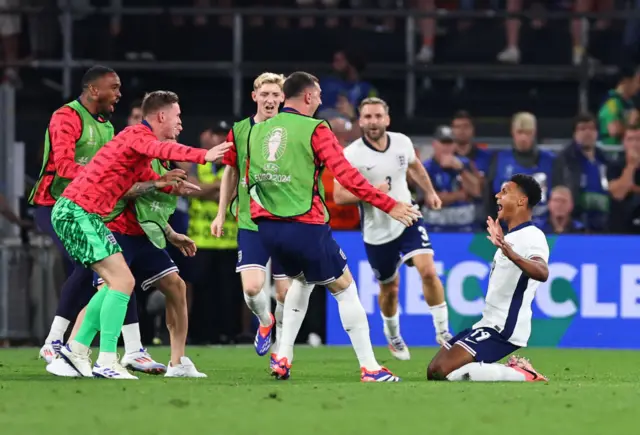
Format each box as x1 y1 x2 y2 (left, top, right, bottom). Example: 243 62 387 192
384 332 411 361
165 357 207 378
120 348 166 375
58 343 93 377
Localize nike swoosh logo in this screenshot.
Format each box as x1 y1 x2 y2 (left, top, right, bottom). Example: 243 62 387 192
365 166 375 170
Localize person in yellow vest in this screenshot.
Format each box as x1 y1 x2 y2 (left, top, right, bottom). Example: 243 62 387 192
188 123 242 344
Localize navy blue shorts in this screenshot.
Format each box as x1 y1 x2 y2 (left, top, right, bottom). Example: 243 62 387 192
364 219 434 283
236 228 287 280
93 233 178 291
257 220 347 285
443 327 520 363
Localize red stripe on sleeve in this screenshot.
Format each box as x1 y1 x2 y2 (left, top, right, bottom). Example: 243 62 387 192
221 129 237 167
49 106 84 179
311 124 396 213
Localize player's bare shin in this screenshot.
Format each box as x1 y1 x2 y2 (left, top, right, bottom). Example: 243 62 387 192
157 273 188 366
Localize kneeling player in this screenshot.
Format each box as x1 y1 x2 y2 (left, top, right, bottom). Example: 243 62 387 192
334 97 451 360
427 174 548 382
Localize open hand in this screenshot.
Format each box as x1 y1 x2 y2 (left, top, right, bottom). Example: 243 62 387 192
388 202 421 227
205 142 233 162
167 232 197 257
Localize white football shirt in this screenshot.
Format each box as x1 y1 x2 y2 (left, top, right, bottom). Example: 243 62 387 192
473 222 550 347
342 132 417 245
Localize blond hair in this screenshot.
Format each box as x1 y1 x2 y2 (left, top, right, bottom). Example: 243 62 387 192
512 112 537 130
253 72 285 91
359 97 389 114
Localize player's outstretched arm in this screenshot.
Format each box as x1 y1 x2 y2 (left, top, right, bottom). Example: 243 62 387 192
123 168 189 199
313 125 419 226
134 137 230 164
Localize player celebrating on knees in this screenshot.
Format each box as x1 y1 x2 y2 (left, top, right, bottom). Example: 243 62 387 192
427 174 549 382
334 97 451 361
247 72 421 382
50 91 230 380
210 72 298 362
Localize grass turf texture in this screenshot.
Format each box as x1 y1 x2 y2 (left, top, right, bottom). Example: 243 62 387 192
0 346 637 435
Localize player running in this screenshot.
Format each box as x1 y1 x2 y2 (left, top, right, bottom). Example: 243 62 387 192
48 91 230 380
247 72 421 382
334 97 451 361
211 72 301 362
427 174 549 382
29 65 125 362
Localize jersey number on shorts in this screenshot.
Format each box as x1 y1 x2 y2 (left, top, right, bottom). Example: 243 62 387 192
417 226 430 247
464 328 491 344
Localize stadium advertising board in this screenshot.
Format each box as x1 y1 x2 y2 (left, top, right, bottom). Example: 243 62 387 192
327 233 640 349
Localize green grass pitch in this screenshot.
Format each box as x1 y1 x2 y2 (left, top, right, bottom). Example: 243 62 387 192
0 346 638 435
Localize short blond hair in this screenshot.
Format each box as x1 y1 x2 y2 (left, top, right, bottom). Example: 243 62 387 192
512 112 537 130
253 72 285 91
359 97 389 114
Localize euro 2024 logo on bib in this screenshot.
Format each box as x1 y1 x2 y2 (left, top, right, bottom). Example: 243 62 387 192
263 127 287 173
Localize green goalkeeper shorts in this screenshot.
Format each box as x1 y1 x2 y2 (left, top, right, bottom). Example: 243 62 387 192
51 197 122 266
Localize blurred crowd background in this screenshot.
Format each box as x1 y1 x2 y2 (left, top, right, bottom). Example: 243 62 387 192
1 0 640 346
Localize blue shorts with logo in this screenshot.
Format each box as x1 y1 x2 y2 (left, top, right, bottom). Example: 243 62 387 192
236 228 287 280
364 219 434 284
257 220 347 285
443 327 520 363
93 233 178 291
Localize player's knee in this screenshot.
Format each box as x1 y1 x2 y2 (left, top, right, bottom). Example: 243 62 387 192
380 281 399 298
274 279 289 303
418 262 438 283
160 273 186 303
426 359 452 381
243 281 262 297
107 271 135 294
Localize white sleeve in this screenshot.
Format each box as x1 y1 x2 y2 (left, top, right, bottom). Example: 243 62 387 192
526 230 550 263
405 135 417 164
342 143 357 165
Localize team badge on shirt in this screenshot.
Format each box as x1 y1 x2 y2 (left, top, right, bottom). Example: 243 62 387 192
263 127 288 173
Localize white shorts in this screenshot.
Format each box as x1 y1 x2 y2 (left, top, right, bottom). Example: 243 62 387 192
0 0 20 37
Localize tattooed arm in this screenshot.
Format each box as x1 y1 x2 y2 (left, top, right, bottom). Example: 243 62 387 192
122 181 159 199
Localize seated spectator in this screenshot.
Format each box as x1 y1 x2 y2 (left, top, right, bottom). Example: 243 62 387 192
607 128 640 233
486 112 554 227
542 186 585 234
318 48 377 140
422 126 481 232
552 113 610 232
598 66 640 146
451 110 492 226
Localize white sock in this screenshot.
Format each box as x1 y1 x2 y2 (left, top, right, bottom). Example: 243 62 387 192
277 279 313 363
333 281 381 371
97 352 118 366
429 302 450 334
244 289 273 327
381 310 400 337
45 316 71 344
121 323 143 355
272 300 285 355
447 362 526 382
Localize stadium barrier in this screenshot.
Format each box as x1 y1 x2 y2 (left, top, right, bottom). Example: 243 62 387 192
0 238 62 342
327 232 640 350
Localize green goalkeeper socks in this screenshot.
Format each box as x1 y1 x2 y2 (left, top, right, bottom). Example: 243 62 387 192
99 289 131 353
74 287 108 347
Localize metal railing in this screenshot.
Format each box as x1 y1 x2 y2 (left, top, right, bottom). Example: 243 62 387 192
0 239 62 342
3 5 635 116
